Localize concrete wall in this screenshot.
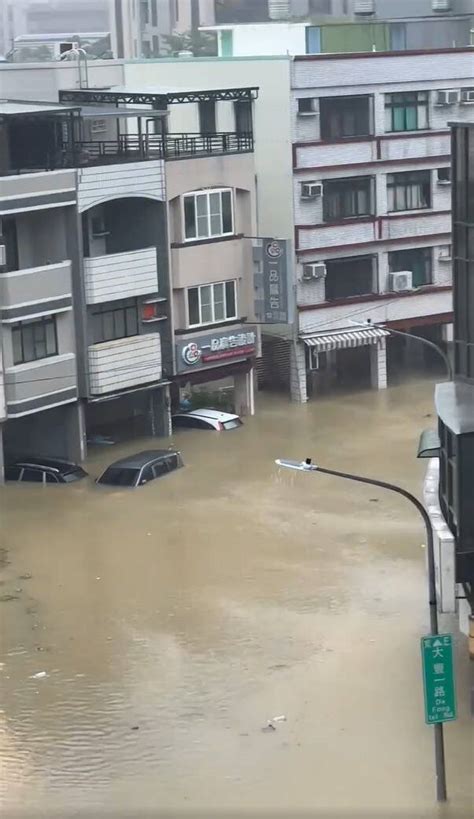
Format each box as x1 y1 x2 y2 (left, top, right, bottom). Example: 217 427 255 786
0 61 124 102
124 57 294 240
0 260 72 308
88 333 161 394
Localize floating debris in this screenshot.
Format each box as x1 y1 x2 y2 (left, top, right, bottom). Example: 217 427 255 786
30 671 48 679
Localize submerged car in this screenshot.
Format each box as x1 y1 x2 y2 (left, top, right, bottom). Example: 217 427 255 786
172 409 243 431
96 449 183 487
5 457 88 484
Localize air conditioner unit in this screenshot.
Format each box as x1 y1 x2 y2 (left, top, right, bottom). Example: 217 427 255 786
301 182 322 200
91 118 107 134
461 89 474 103
389 271 413 292
436 89 460 106
0 245 5 266
303 262 327 281
432 0 452 11
355 0 375 14
438 245 452 262
297 98 318 117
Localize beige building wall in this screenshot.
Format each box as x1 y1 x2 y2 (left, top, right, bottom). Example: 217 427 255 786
124 56 294 241
166 151 256 332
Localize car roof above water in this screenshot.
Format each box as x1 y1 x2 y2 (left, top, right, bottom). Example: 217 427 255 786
106 450 178 470
14 456 83 473
180 409 238 421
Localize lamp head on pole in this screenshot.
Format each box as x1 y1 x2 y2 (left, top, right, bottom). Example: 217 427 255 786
275 458 318 472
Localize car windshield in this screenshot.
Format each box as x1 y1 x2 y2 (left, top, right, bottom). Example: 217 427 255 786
97 467 140 487
223 418 243 430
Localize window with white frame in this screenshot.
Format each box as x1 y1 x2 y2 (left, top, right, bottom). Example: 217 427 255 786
183 190 233 241
187 281 237 327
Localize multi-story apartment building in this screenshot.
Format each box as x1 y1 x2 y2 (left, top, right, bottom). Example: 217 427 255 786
289 48 474 401
0 82 258 475
121 46 473 400
204 2 474 56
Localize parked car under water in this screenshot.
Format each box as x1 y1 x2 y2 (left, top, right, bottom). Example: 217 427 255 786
172 409 243 431
96 450 183 487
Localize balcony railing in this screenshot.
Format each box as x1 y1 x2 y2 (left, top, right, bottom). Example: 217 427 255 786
2 132 254 175
67 132 254 165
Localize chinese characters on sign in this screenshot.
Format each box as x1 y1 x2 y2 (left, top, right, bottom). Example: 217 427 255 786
177 326 258 372
420 635 457 725
254 238 289 324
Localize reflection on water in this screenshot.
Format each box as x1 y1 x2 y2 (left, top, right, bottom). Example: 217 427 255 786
0 380 471 816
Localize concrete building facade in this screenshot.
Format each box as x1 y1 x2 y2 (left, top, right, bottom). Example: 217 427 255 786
0 76 259 474
121 48 472 399
289 48 474 401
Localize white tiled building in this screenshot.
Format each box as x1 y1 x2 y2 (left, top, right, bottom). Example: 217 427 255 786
290 48 474 401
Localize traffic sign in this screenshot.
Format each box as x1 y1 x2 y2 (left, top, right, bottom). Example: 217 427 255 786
421 634 457 725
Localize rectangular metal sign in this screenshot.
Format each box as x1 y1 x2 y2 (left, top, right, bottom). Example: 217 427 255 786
254 238 289 324
421 634 457 725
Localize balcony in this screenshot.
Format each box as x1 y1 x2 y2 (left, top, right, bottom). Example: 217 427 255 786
88 334 162 396
0 261 72 316
84 248 158 305
5 353 77 417
69 132 253 165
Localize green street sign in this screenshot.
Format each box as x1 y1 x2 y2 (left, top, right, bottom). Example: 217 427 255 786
421 634 457 725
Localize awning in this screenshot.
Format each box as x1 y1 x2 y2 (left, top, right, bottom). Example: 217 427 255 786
301 327 389 352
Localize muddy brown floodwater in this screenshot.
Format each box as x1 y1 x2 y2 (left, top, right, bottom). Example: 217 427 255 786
0 378 472 818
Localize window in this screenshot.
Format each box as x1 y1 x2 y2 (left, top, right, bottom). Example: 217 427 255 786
12 317 58 365
183 190 233 241
151 0 158 26
437 167 451 183
385 91 429 132
199 100 216 135
387 170 431 212
152 35 159 55
306 26 321 54
92 298 139 344
325 255 376 300
320 96 372 141
234 100 252 134
389 22 407 51
323 177 373 222
187 281 237 327
21 468 44 483
297 97 317 115
389 247 433 288
45 473 59 484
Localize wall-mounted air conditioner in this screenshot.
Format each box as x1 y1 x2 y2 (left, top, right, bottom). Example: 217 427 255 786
389 271 413 292
437 167 451 185
297 98 318 117
461 89 474 103
432 0 452 11
436 89 460 106
91 118 107 134
438 245 452 262
301 182 322 200
0 245 5 266
303 262 327 281
355 0 375 14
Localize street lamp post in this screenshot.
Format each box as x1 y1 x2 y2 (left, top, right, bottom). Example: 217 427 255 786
275 457 447 803
349 320 453 381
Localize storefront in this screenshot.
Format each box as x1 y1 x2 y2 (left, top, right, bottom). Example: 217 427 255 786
174 324 259 415
295 326 389 401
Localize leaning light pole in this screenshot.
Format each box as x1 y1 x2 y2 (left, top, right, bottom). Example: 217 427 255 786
275 457 447 803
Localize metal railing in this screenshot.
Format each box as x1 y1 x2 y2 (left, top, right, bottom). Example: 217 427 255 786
2 132 254 175
63 131 254 167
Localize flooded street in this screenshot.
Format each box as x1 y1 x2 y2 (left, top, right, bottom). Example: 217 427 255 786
0 379 472 817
